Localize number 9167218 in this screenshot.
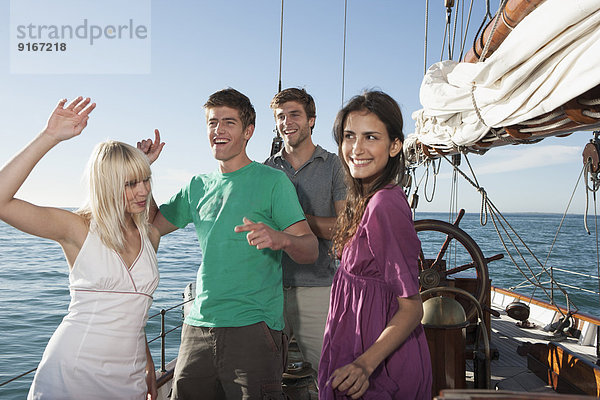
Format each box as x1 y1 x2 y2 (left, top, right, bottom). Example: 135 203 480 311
17 42 67 51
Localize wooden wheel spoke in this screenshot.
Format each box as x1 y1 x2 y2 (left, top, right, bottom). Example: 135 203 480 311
418 249 426 263
444 262 477 276
414 212 490 321
433 233 455 265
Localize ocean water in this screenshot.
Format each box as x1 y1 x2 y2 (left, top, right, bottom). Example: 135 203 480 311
1 212 599 398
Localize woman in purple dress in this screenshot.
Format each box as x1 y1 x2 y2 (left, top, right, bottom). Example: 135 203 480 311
318 91 432 399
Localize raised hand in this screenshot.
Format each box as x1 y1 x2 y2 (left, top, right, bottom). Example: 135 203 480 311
137 129 165 164
43 97 95 142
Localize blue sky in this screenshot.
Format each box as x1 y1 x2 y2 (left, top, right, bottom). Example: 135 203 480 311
0 0 592 214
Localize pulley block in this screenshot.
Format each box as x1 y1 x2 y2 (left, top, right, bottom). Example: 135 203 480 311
583 140 600 173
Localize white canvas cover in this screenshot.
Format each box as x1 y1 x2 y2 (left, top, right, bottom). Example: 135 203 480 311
405 0 600 162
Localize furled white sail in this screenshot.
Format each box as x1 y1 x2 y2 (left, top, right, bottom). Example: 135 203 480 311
405 0 600 163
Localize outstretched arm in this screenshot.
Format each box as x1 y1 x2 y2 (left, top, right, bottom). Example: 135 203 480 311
0 97 95 243
326 294 424 398
234 217 318 264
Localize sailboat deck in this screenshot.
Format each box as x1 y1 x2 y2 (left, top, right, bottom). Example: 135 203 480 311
280 304 599 399
155 299 598 400
465 303 599 394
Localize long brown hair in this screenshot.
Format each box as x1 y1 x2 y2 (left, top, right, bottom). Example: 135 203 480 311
332 90 405 255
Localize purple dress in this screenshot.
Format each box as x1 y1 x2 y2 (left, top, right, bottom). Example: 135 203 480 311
318 186 432 399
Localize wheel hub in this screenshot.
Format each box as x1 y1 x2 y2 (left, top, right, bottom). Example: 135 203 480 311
420 265 442 289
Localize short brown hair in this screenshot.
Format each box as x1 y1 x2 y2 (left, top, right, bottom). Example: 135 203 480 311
204 88 256 130
270 88 316 122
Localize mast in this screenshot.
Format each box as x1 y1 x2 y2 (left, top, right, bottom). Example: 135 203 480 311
270 0 285 157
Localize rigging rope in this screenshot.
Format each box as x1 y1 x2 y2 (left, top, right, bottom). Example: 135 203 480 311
0 368 37 388
595 191 600 311
540 162 586 306
424 0 429 75
585 131 600 317
449 155 461 224
469 4 491 60
277 0 284 93
341 0 348 105
458 0 476 60
584 158 600 234
269 0 286 157
541 161 586 284
450 0 459 59
484 0 493 21
478 0 509 62
449 155 461 269
479 0 508 62
439 152 579 315
441 14 449 61
423 159 441 203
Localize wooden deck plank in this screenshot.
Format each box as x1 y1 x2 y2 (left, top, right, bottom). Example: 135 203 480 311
464 303 599 394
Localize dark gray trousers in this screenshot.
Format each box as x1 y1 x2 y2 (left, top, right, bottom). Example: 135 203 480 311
171 322 286 400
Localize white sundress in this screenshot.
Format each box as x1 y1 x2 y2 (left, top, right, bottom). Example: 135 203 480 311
28 225 159 400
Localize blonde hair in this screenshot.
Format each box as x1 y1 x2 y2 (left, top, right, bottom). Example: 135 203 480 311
77 140 152 252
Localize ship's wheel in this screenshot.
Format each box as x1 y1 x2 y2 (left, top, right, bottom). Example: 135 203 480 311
415 209 499 320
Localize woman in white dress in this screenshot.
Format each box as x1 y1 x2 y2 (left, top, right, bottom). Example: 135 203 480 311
0 97 163 399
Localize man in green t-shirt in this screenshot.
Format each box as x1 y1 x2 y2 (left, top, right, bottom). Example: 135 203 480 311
138 88 318 399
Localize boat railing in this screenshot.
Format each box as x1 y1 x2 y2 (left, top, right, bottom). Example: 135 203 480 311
0 297 194 391
147 297 195 372
511 266 600 297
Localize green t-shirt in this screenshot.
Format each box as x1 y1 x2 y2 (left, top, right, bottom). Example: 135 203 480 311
160 161 305 330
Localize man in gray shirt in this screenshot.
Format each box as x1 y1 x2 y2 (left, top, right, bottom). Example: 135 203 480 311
265 88 346 373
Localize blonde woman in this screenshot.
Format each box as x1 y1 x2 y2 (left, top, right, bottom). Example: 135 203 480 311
0 97 160 399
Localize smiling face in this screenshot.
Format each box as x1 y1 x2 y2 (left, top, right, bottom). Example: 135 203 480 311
124 177 151 215
342 111 401 190
206 106 253 172
274 101 315 149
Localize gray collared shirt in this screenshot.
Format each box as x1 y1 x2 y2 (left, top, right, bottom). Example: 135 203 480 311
265 145 346 286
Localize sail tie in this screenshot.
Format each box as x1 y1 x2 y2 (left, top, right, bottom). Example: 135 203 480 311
580 98 600 106
519 117 572 133
470 81 488 127
584 111 600 119
500 6 515 31
518 110 563 125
